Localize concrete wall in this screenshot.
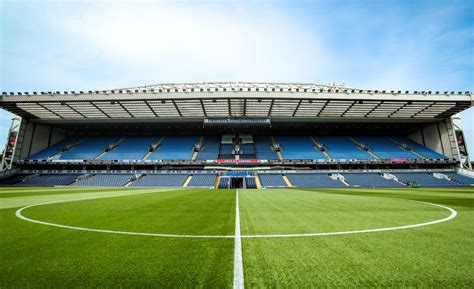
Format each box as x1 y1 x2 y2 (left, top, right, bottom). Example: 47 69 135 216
16 121 68 160
408 118 461 161
49 128 67 148
19 121 35 160
423 123 446 156
407 129 424 146
29 124 50 155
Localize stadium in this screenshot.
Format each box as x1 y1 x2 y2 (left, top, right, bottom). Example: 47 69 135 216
1 82 473 287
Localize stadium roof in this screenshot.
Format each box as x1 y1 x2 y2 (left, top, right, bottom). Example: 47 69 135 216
0 82 472 122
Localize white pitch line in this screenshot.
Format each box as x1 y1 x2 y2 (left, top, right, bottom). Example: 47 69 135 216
15 195 457 240
241 201 457 238
233 189 244 289
15 200 234 238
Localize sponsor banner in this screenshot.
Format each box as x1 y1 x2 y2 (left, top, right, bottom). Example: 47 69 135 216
390 158 409 163
215 159 260 163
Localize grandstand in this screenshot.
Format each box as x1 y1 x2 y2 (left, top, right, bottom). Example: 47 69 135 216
0 82 473 188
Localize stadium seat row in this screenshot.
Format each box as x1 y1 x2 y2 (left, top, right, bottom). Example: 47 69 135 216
3 171 472 188
26 135 448 161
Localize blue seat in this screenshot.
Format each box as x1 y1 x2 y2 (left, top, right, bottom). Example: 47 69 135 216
218 177 230 189
197 136 220 160
18 174 80 186
444 172 474 185
218 144 234 159
258 174 287 187
315 136 373 160
392 137 448 159
343 173 402 187
245 177 257 188
276 136 326 160
286 173 344 187
27 136 82 160
129 174 188 187
148 136 197 160
392 172 459 186
72 174 133 186
353 136 418 159
58 136 120 160
188 174 216 187
100 136 158 160
254 136 278 160
240 143 256 159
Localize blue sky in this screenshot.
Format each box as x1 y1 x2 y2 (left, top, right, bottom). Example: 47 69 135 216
1 0 473 151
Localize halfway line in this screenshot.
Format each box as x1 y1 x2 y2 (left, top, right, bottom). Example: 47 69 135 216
233 189 244 289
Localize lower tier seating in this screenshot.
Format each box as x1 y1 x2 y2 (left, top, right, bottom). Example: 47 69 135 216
286 173 344 188
18 174 80 186
259 174 287 187
73 174 133 187
187 174 216 187
245 177 257 188
2 171 469 188
343 173 402 187
444 172 474 185
392 172 459 186
129 174 188 187
218 177 230 189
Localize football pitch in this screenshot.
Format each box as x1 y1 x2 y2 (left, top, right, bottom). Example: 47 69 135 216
1 186 473 288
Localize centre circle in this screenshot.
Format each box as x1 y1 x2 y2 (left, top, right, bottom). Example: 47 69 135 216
16 190 456 238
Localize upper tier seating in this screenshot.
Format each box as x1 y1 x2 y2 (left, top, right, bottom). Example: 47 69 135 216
259 174 287 187
276 136 326 160
187 174 216 187
240 143 256 159
314 136 373 160
353 136 418 159
444 172 474 185
100 136 158 160
148 136 197 160
27 136 83 160
72 174 132 186
287 173 345 187
391 137 448 159
58 136 120 160
392 172 458 186
240 134 256 158
129 174 188 187
18 174 80 186
343 173 402 187
25 134 448 162
219 144 234 159
197 136 220 160
254 136 278 160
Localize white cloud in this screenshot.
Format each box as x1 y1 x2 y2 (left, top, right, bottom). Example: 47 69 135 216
53 3 328 84
0 1 472 152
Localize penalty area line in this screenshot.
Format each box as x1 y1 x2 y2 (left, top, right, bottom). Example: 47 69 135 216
233 189 244 289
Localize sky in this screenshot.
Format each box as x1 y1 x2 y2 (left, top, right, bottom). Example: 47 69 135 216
0 0 473 152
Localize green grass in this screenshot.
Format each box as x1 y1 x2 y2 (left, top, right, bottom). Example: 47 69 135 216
1 186 473 288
